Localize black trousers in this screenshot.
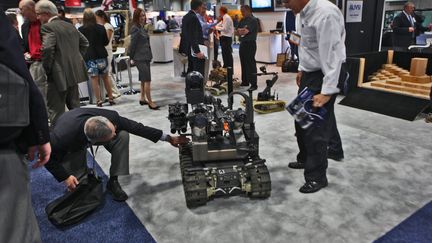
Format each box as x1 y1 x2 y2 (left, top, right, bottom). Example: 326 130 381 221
239 41 257 86
187 54 205 77
220 36 233 72
295 70 340 183
214 37 219 61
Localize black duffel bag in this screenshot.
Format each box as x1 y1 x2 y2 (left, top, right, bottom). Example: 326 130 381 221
282 48 299 73
45 146 104 227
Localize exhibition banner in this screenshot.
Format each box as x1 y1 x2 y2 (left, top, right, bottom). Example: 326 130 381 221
346 0 363 23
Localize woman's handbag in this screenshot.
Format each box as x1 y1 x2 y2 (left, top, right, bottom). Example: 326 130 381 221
45 146 104 227
282 48 299 73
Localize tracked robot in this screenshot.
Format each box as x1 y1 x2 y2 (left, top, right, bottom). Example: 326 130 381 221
168 71 271 208
206 61 241 96
242 66 286 114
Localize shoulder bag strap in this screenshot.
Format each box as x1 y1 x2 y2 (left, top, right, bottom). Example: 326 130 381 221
88 144 100 176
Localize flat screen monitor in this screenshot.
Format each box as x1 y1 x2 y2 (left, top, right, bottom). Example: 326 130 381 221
110 16 118 28
250 0 274 12
276 21 283 29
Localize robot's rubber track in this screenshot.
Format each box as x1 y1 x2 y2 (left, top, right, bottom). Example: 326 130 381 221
248 164 271 198
240 99 287 114
180 145 208 208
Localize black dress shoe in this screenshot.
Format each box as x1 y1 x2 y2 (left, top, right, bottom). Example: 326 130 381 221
248 86 258 91
299 180 328 193
139 100 148 105
328 152 344 161
148 104 160 110
107 178 128 202
288 161 305 169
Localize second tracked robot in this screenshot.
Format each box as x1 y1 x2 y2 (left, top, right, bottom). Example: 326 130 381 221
206 61 241 96
242 66 286 114
168 71 271 208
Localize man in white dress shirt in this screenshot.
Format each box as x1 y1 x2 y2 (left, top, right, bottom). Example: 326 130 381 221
215 6 234 72
155 16 167 31
283 0 346 193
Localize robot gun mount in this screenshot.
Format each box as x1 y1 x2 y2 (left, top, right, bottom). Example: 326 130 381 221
168 71 271 208
241 66 287 114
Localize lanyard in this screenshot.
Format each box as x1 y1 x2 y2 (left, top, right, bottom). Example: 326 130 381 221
88 144 99 176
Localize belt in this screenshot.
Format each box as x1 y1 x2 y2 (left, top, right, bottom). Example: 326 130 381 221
303 69 322 74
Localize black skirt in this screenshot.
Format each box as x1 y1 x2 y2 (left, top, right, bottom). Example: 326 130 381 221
135 61 151 82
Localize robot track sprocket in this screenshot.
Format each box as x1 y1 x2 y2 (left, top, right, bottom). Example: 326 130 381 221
180 145 208 208
248 164 271 198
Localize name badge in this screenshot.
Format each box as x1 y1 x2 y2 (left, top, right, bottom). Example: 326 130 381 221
289 31 301 46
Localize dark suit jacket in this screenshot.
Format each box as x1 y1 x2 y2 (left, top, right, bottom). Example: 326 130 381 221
0 11 49 147
41 17 89 92
392 12 415 48
129 25 153 62
179 10 203 55
21 20 31 53
45 108 163 181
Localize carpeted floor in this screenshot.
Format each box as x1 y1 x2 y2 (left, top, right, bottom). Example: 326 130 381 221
375 200 432 243
68 50 432 243
30 153 155 243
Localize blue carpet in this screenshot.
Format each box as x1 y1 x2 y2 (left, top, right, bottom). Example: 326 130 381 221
30 153 156 243
375 201 432 243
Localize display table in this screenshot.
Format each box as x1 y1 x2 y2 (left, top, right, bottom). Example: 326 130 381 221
255 32 289 64
150 32 174 63
173 47 188 79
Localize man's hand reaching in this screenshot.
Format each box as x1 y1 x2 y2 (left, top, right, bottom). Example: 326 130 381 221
64 175 79 191
168 135 190 147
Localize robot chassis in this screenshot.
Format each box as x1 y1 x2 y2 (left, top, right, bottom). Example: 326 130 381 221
241 66 286 114
168 71 271 208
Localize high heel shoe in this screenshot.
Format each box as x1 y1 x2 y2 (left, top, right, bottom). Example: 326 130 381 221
148 104 160 110
108 98 116 106
96 100 103 107
139 100 148 105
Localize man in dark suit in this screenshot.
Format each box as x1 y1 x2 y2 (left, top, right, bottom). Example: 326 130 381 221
179 0 206 76
36 0 89 126
0 10 51 243
392 2 416 51
44 108 189 201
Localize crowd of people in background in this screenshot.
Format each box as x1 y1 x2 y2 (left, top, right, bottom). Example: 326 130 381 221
8 0 262 128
